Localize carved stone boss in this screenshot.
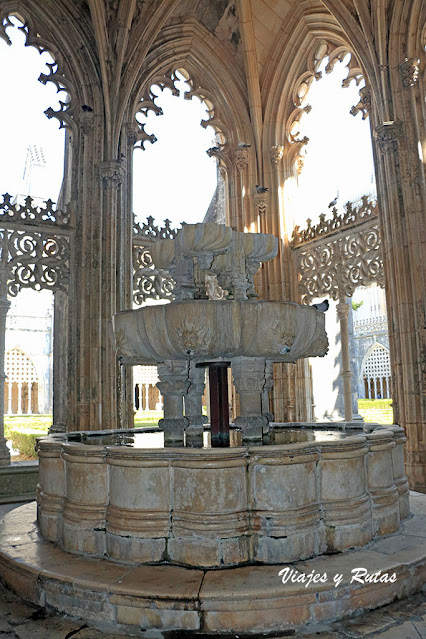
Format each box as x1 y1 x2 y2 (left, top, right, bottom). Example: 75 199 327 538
292 196 384 421
0 193 72 465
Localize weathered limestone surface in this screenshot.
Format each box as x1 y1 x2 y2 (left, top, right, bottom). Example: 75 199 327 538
0 1 422 488
0 462 39 504
1 496 425 635
36 426 409 569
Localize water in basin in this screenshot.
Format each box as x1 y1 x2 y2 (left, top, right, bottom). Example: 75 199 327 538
67 426 360 448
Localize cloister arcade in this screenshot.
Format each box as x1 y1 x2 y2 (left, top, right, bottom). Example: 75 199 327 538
0 0 424 494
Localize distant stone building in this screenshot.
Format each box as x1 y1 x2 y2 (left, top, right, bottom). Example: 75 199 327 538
4 290 53 415
351 285 391 400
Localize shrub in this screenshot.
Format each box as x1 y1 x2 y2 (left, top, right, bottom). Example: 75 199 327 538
8 428 44 458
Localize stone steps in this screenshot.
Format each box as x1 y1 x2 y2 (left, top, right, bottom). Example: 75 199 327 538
0 496 425 635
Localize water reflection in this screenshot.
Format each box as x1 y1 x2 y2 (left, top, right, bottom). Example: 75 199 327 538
68 426 357 449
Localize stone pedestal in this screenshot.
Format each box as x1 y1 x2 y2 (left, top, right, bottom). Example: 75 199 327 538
157 360 189 444
184 363 207 442
232 357 268 440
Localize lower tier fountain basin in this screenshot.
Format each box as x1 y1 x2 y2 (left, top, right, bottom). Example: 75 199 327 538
36 424 410 569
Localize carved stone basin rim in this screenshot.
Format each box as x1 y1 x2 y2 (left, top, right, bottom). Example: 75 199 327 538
113 299 328 365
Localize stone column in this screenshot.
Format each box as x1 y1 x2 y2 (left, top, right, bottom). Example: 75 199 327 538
234 148 249 231
261 360 274 422
0 286 11 465
28 382 32 415
157 360 189 443
370 59 425 490
336 300 353 422
232 356 268 440
184 362 207 439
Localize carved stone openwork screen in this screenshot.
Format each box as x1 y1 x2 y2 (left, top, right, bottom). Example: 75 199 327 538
132 216 179 305
291 196 385 422
0 193 73 464
363 344 392 401
292 196 384 304
0 194 72 297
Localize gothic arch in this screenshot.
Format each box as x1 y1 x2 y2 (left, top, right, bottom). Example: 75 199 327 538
0 1 102 136
126 20 254 169
125 19 254 228
263 5 366 176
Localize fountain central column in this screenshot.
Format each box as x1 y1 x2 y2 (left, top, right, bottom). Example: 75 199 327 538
157 360 189 443
184 362 207 440
232 356 268 440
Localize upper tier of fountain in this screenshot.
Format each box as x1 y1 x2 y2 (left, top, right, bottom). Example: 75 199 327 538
114 223 328 366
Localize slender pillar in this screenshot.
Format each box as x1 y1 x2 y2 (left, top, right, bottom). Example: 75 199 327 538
17 382 22 415
157 360 189 444
261 360 274 421
28 382 32 415
145 383 149 411
373 378 378 400
0 262 11 465
232 356 268 440
184 362 207 439
336 300 353 421
7 380 12 415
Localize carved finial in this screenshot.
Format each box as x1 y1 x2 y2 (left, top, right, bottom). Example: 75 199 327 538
399 58 420 88
270 145 284 166
350 86 371 120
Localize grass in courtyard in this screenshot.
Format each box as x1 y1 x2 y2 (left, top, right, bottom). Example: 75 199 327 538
358 399 393 424
134 410 162 428
4 403 395 458
4 414 51 439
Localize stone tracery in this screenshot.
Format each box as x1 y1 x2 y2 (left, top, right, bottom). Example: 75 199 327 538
0 12 74 131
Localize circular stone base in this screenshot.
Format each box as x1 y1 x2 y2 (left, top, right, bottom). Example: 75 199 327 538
1 499 425 636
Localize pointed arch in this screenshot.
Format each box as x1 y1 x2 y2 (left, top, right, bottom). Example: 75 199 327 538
124 18 254 227
126 19 253 163
263 3 367 174
0 1 103 135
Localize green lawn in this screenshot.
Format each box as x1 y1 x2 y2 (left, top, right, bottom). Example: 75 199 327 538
4 414 51 439
134 410 162 427
4 402 395 458
357 399 393 424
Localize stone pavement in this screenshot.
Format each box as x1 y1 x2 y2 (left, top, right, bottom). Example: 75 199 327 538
0 500 425 639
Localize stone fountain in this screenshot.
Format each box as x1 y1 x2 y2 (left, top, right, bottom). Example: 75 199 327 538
17 223 415 635
34 223 409 575
114 222 328 444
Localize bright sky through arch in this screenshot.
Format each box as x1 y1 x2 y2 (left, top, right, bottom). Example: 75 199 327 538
132 72 218 229
0 16 65 201
295 56 376 226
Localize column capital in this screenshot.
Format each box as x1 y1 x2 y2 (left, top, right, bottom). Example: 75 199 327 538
399 57 420 88
98 160 125 185
336 300 350 319
270 145 284 166
235 149 249 171
254 192 269 216
80 111 95 134
126 122 140 146
374 121 402 154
